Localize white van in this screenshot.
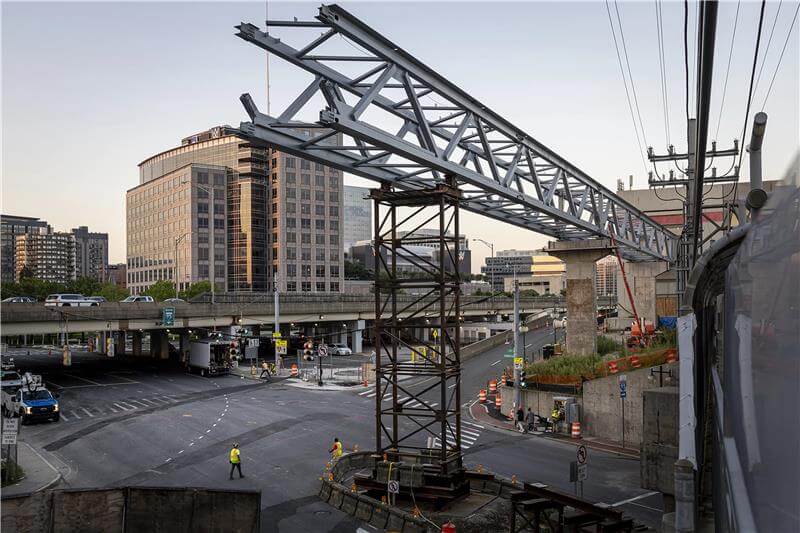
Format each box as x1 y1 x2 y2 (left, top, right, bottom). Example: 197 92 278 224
120 295 155 303
44 294 99 307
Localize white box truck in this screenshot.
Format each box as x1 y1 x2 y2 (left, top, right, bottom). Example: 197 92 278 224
188 340 232 377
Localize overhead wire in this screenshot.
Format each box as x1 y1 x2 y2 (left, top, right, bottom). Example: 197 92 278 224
604 0 649 176
713 0 741 142
654 0 672 147
683 0 691 123
760 2 800 110
752 0 784 97
613 0 650 150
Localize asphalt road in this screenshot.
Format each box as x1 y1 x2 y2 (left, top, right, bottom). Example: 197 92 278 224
7 330 661 531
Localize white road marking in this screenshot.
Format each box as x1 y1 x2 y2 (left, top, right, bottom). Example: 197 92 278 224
612 491 660 507
198 435 204 440
153 397 173 404
189 442 195 446
213 423 217 427
165 458 172 463
206 429 211 433
461 428 481 437
65 373 103 386
113 403 132 411
108 406 118 413
490 359 502 366
80 407 94 418
463 421 485 429
139 398 160 406
448 383 456 389
178 450 184 454
128 400 150 408
59 412 69 421
118 402 139 410
217 418 222 422
358 390 373 396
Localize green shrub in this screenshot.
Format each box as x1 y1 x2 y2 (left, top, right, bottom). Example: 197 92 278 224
597 335 622 355
525 353 603 380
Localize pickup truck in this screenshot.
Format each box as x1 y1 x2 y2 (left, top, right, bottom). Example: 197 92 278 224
1 374 60 423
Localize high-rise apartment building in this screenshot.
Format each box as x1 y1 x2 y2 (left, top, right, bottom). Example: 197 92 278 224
72 226 108 281
595 255 618 298
1 214 49 283
343 185 372 252
128 125 343 295
107 263 127 289
15 227 76 283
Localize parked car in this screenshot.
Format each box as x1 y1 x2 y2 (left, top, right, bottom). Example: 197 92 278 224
1 369 22 390
44 294 99 307
120 295 155 303
2 296 35 303
164 298 186 304
87 296 106 303
328 343 353 356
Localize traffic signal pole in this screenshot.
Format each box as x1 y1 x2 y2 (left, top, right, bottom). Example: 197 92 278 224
513 278 521 410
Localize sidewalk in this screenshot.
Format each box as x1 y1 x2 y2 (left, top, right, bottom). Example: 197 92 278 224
468 400 639 459
1 442 63 497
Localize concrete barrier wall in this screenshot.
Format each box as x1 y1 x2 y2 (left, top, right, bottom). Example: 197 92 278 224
498 362 679 446
0 487 260 533
462 311 550 362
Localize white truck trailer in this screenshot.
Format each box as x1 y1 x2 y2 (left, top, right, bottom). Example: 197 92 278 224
188 340 232 377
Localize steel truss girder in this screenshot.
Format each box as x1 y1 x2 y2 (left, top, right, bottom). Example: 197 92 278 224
234 4 676 261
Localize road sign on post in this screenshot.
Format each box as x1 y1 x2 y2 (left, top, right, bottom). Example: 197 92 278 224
318 345 329 358
387 480 399 494
276 339 288 355
577 445 587 464
162 307 175 327
513 357 523 369
619 374 627 399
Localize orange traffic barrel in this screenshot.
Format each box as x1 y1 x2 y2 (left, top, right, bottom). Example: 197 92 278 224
630 356 641 368
571 422 581 439
489 379 497 393
666 349 678 364
501 374 507 386
478 389 487 403
291 363 298 377
495 394 502 409
608 361 618 374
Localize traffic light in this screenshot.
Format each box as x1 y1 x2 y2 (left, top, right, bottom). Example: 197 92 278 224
303 340 314 362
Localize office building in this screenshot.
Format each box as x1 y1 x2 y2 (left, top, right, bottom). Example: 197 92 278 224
1 214 49 283
501 253 565 294
481 250 539 292
595 255 618 298
128 125 343 295
72 226 108 281
14 227 76 283
343 185 372 252
107 263 127 289
349 236 471 277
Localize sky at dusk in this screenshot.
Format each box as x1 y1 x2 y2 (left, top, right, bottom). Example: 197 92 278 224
2 1 797 268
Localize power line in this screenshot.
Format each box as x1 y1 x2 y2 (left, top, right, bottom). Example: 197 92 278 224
752 0 783 97
604 0 649 175
761 3 800 110
654 0 672 147
613 0 650 150
736 0 768 175
684 0 691 123
714 0 741 142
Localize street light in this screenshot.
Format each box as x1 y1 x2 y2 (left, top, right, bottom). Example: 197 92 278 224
174 233 189 300
473 238 494 293
182 179 217 305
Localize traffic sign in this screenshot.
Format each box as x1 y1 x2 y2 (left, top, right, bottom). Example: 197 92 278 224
272 332 282 339
162 307 175 327
387 480 400 494
513 357 523 369
577 445 587 464
619 374 627 399
504 348 515 358
276 339 288 355
577 464 588 481
2 433 17 445
3 419 19 433
318 344 329 358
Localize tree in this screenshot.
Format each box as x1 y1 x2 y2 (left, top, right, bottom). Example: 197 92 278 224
143 280 176 301
66 277 101 297
18 266 34 280
520 289 539 297
344 260 372 280
180 280 211 301
98 282 129 302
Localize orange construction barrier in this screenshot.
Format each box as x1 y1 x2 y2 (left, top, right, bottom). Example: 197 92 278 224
478 389 487 403
666 349 678 364
571 421 582 439
608 361 619 374
495 395 502 409
488 379 498 394
501 373 507 386
291 363 298 377
630 355 641 368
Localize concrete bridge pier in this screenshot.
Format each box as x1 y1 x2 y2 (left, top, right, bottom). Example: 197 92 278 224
616 260 669 327
149 330 169 360
548 239 613 356
132 331 143 357
114 331 126 357
179 331 190 364
349 319 365 353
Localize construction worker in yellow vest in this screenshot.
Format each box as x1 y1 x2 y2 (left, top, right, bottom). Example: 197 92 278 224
229 442 244 480
329 437 343 459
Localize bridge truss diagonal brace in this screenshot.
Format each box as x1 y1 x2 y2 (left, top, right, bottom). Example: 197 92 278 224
234 4 676 262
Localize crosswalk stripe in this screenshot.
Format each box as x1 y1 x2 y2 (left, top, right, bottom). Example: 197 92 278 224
463 421 485 429
365 391 376 398
69 410 81 420
108 406 118 413
128 400 149 408
358 389 372 396
80 407 94 418
460 435 477 444
114 403 133 411
140 398 160 406
59 412 68 421
462 428 481 437
153 397 173 404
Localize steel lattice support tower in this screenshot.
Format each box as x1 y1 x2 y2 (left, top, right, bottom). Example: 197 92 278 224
372 180 463 473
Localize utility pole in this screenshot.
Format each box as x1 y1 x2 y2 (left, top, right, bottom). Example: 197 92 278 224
513 274 521 410
273 275 280 370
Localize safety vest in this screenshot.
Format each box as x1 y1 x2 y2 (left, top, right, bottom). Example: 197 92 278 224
230 448 240 463
333 442 343 457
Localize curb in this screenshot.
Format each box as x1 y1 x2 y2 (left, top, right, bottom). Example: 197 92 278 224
3 443 63 496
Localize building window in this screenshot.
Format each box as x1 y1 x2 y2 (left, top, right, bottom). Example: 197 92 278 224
329 206 339 217
287 203 297 214
198 172 209 184
198 248 209 260
285 157 296 168
315 162 324 171
331 266 340 277
329 192 338 202
286 248 297 260
286 264 297 277
300 204 311 215
286 173 296 184
300 189 311 201
316 282 326 292
272 189 278 199
286 218 296 229
330 282 340 292
330 250 338 262
329 234 338 246
316 249 326 261
286 188 296 199
315 175 325 187
213 173 225 186
315 220 325 230
301 174 311 185
198 217 209 228
315 190 325 202
286 281 297 292
302 248 312 261
315 234 325 245
273 246 278 260
330 220 339 231
301 264 311 277
301 218 311 230
301 281 311 292
214 203 224 215
301 233 311 244
197 203 209 214
286 232 296 243
316 265 326 277
301 159 311 170
329 176 339 188
273 217 280 228
214 219 224 230
315 205 325 216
